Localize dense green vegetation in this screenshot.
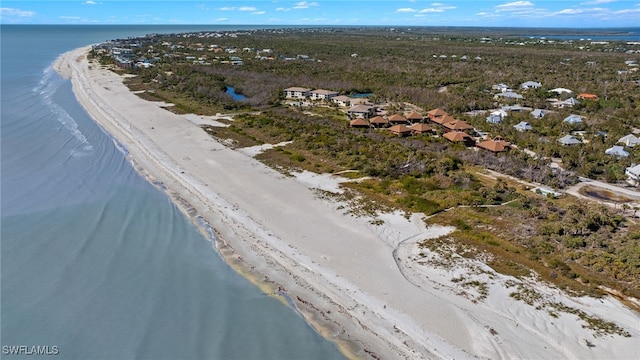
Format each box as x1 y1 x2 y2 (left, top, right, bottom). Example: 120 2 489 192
91 27 640 299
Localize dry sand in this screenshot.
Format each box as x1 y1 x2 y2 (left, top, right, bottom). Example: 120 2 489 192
55 46 640 359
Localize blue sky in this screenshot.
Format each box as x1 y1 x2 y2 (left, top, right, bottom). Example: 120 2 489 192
2 1 639 27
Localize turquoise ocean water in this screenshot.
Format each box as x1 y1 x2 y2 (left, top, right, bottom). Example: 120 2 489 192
1 25 343 360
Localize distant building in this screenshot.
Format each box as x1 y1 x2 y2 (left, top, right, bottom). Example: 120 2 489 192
284 87 311 99
530 109 547 118
514 121 532 132
605 145 630 157
563 114 584 124
618 134 640 147
558 135 582 145
520 81 542 90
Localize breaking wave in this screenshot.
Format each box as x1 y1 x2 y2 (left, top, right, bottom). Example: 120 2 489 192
33 65 95 157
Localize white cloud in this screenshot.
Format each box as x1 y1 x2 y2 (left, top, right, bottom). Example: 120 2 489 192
0 7 35 17
293 1 319 9
239 6 257 11
580 0 616 4
82 1 100 5
397 8 417 13
215 17 229 21
418 3 456 13
495 1 534 12
253 11 266 14
275 7 289 11
219 6 236 11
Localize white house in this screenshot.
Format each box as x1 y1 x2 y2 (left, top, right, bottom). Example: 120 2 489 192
492 83 511 92
284 87 311 99
514 121 532 132
495 91 523 100
331 95 352 107
605 145 630 157
618 134 640 147
521 81 542 90
309 89 339 101
625 164 640 186
530 109 547 118
558 135 582 145
563 114 584 124
347 104 375 119
550 87 573 95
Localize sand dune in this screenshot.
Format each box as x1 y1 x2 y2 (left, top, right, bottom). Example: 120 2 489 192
55 46 640 359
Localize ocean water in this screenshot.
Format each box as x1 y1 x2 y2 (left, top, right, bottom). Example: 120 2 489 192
1 25 343 359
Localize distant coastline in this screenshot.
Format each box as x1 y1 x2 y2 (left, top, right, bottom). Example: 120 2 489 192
2 24 639 41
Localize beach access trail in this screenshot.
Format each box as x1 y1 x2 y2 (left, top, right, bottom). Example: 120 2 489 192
55 47 640 359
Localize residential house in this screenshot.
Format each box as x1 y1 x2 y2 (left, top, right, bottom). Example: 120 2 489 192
477 137 511 153
369 116 389 128
494 91 523 100
284 87 311 99
443 131 475 146
442 119 474 132
492 83 511 92
405 111 424 123
310 89 339 101
618 134 640 147
502 104 524 112
331 95 352 107
625 164 640 185
426 108 448 122
388 124 412 137
388 114 409 124
409 123 434 135
605 145 630 157
347 104 375 119
349 118 370 128
563 114 584 124
554 97 580 108
431 114 456 125
549 87 573 95
520 81 542 90
486 113 503 124
530 109 547 118
558 135 582 145
514 121 532 132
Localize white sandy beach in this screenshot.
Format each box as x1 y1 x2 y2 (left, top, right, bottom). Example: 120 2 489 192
56 47 640 359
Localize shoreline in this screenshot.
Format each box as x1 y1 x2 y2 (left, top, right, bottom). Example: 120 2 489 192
55 46 640 359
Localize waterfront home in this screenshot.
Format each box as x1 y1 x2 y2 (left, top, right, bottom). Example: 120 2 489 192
514 121 532 132
558 135 582 145
618 134 640 147
520 81 542 90
310 89 339 101
284 87 312 99
605 145 630 157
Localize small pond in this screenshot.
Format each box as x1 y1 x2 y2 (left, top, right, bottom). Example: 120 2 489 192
579 185 633 203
